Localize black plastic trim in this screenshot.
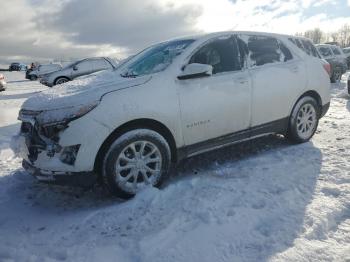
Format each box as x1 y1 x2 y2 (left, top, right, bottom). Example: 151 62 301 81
321 102 330 118
177 117 289 161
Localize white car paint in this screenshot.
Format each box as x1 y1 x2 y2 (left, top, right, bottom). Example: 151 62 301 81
14 31 331 176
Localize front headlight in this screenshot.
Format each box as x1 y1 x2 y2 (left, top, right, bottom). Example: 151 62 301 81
35 101 99 125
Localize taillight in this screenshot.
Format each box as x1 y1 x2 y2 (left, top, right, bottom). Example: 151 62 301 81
323 63 331 77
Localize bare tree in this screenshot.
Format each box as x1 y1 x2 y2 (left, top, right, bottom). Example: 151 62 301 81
339 24 350 47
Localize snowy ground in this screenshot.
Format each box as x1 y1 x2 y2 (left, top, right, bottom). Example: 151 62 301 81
0 71 350 262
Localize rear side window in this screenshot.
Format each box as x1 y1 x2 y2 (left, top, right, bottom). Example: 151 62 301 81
318 46 333 57
331 46 341 55
241 35 293 67
289 38 320 58
190 36 241 74
92 59 110 70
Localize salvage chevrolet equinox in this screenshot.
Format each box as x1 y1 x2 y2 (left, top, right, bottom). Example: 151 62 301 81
13 31 331 198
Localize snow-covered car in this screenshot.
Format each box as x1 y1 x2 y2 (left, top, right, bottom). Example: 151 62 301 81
26 64 62 81
14 31 331 199
316 44 348 83
0 74 6 91
39 57 117 87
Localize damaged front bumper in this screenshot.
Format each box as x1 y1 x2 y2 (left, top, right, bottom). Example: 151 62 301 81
13 109 100 187
22 159 97 187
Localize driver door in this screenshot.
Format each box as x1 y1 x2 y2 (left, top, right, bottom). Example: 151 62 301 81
72 59 94 78
177 35 252 146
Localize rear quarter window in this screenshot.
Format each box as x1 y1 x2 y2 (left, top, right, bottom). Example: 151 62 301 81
289 38 320 58
240 35 293 67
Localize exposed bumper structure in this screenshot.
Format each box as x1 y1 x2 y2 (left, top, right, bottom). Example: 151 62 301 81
22 159 97 187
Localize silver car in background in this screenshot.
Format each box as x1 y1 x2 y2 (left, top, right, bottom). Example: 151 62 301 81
40 57 118 87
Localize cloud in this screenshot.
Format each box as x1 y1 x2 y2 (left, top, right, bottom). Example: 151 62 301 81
45 0 202 53
1 0 350 63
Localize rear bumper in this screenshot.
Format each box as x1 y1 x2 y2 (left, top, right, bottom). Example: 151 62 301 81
23 159 98 187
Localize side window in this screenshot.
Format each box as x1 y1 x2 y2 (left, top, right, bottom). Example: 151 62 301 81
76 60 92 72
189 36 241 74
245 35 292 67
298 39 320 58
92 59 110 71
318 47 333 57
331 46 341 55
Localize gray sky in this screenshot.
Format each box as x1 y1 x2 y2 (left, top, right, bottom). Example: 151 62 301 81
1 0 350 63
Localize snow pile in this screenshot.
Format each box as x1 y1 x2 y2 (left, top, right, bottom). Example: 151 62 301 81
22 70 151 111
0 71 349 261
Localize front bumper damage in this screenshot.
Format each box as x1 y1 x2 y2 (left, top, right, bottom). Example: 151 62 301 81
22 159 97 187
14 109 98 187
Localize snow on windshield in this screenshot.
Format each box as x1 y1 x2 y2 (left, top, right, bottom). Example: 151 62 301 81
121 39 194 77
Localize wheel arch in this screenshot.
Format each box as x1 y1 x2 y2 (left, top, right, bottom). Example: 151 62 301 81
93 118 178 174
295 90 322 115
54 76 70 85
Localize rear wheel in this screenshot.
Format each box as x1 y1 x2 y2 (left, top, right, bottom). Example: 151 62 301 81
102 129 171 199
287 96 319 143
54 77 69 85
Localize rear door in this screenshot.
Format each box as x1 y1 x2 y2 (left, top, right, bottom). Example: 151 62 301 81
91 58 112 73
238 34 307 128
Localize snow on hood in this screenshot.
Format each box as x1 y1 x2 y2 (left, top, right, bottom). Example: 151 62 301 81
22 70 151 111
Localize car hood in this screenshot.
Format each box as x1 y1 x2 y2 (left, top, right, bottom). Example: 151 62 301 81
22 70 152 111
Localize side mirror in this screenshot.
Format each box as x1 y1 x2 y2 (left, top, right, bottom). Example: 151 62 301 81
73 65 78 71
178 63 213 80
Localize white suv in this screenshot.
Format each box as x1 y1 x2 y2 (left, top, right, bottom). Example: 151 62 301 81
14 31 330 198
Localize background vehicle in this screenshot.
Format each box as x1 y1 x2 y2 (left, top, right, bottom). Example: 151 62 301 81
40 57 118 87
0 74 6 91
316 44 348 83
15 31 330 199
343 47 350 68
9 63 27 71
25 64 62 81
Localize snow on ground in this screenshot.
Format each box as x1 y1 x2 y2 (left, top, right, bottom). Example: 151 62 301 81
0 71 350 262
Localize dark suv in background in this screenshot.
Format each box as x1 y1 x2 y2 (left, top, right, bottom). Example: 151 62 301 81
343 47 350 68
316 44 348 83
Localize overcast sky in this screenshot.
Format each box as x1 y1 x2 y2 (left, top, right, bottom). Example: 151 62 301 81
1 0 350 63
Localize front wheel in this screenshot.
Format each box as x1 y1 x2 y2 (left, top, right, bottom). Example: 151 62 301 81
287 96 319 143
102 129 171 199
30 75 37 81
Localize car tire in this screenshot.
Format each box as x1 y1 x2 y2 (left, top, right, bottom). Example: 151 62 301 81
54 77 69 86
286 96 320 143
330 68 342 83
102 129 171 199
30 75 37 81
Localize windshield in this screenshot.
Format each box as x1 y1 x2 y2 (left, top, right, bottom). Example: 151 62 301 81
120 39 195 77
318 46 333 57
343 48 350 54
